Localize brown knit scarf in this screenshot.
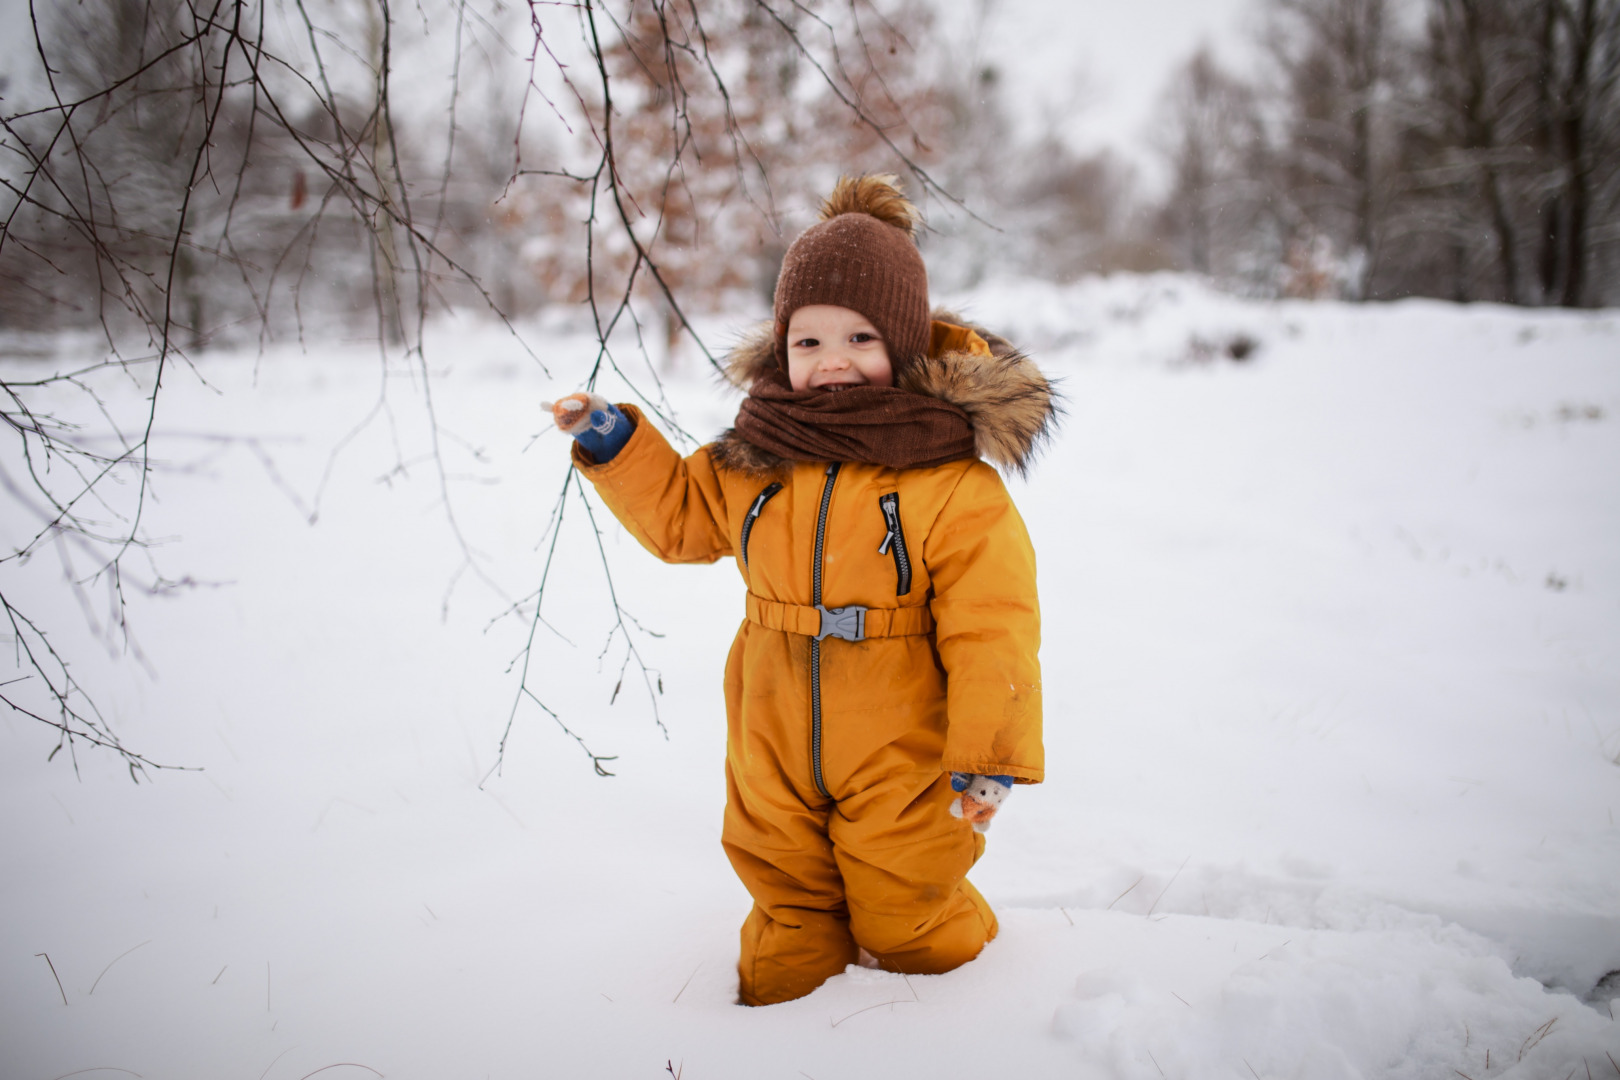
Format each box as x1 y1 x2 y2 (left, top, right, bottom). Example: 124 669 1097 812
732 366 977 470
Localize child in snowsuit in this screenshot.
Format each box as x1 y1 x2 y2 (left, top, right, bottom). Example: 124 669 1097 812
547 175 1053 1006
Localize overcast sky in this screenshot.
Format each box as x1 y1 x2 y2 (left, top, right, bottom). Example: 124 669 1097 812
932 0 1261 177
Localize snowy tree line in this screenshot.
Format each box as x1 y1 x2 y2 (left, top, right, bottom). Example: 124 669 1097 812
0 0 1137 348
5 0 1614 355
1153 0 1620 305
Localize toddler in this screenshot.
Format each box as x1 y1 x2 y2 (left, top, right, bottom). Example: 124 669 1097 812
547 175 1053 1006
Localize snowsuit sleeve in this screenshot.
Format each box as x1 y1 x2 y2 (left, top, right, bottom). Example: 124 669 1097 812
571 404 733 564
924 461 1044 783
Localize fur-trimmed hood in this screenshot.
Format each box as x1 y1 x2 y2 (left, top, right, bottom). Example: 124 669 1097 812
712 309 1059 477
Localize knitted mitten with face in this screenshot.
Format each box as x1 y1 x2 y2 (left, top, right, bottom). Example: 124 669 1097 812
544 392 632 463
949 773 1014 833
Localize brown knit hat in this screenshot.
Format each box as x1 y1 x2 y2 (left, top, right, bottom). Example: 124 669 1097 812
772 175 930 377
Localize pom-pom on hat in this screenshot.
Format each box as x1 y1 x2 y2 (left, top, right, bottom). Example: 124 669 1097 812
772 174 930 378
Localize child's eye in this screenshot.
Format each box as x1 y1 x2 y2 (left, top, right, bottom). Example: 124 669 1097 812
793 337 820 348
850 332 877 343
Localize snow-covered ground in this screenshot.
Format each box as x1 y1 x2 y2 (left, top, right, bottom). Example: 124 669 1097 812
3 276 1618 1078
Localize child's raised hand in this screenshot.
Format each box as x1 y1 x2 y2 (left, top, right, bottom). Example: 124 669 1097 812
948 773 1013 833
542 391 609 434
541 391 633 463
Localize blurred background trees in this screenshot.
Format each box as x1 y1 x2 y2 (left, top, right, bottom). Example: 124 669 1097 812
0 0 980 354
6 0 1613 351
1153 0 1620 303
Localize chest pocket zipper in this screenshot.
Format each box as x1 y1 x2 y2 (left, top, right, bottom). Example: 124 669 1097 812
877 492 912 596
740 482 783 569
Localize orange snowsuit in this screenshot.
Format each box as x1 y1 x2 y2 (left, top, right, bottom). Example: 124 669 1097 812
574 319 1048 1005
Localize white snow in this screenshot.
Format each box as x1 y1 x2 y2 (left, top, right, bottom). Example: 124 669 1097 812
3 276 1618 1078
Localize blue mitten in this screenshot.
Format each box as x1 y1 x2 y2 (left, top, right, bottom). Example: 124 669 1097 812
948 773 1014 833
544 392 632 463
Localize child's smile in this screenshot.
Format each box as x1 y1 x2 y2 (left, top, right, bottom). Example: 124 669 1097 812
786 304 895 391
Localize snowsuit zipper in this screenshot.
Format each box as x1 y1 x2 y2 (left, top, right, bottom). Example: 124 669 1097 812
740 482 782 569
877 492 912 596
810 462 839 800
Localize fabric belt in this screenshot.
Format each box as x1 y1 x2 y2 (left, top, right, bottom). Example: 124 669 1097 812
745 593 934 641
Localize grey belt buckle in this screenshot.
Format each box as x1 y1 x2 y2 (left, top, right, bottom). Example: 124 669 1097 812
815 604 867 642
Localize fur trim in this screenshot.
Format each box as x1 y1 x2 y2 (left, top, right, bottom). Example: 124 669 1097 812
819 174 921 239
713 310 1058 477
709 427 794 477
722 323 777 392
899 342 1056 477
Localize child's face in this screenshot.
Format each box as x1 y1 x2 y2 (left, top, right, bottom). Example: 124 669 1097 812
785 305 894 392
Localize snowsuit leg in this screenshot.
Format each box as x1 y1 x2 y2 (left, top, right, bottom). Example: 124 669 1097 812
725 760 998 1004
726 766 858 1007
722 626 997 1006
830 769 997 974
722 628 856 1006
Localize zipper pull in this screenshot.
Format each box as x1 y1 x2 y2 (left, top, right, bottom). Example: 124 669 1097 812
748 492 769 519
878 494 899 553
